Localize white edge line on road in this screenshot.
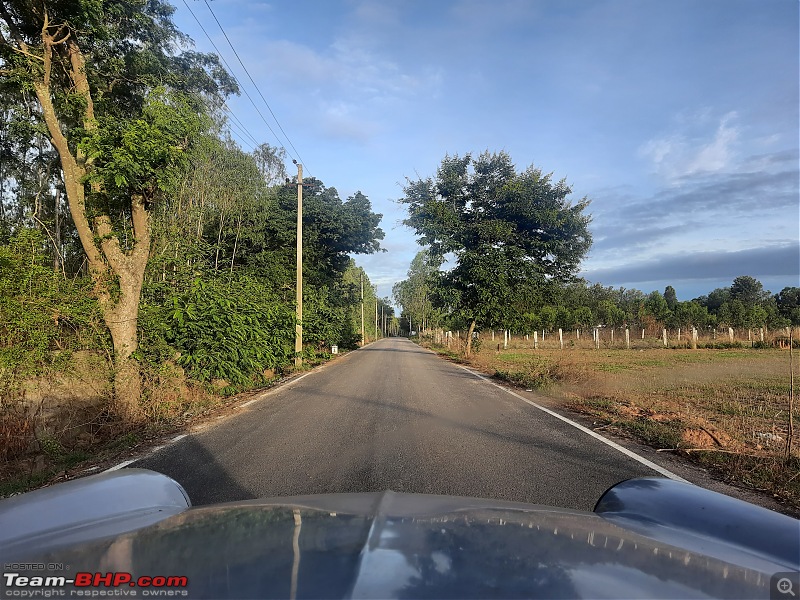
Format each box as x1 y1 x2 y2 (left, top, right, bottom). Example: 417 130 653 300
456 364 689 483
104 459 135 472
241 372 314 407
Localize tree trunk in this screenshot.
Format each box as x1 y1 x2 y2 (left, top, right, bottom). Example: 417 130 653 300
465 319 477 356
229 214 242 275
214 210 225 272
25 28 150 419
93 194 150 419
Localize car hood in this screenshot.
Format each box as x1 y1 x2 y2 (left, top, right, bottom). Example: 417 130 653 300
2 471 797 599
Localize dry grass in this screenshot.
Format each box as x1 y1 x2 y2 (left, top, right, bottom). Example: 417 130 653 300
424 335 800 511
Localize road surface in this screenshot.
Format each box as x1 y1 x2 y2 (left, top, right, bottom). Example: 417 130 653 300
132 337 663 509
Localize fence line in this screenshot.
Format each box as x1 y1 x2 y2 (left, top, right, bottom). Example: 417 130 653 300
425 326 794 351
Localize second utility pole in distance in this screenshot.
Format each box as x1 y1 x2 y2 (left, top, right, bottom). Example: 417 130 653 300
295 161 303 367
360 273 365 345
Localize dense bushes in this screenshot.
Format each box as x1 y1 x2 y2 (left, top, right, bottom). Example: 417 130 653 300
139 276 294 387
0 229 107 382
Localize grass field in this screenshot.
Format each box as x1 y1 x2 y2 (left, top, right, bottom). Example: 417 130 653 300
423 335 800 512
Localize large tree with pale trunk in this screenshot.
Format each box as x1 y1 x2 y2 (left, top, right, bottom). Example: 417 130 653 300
0 0 235 417
400 151 592 355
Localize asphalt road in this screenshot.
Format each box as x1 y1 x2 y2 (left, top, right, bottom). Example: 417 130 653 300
131 337 662 510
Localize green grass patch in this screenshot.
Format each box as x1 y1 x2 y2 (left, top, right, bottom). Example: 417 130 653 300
595 363 630 373
620 418 684 449
0 470 55 498
103 432 140 452
0 448 93 498
633 359 668 367
693 453 800 513
497 352 536 363
582 397 618 411
495 369 552 390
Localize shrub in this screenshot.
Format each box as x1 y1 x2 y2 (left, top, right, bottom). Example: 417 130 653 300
0 228 107 382
139 276 294 387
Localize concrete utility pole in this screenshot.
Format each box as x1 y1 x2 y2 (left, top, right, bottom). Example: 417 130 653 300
294 162 303 367
360 273 365 345
374 286 378 340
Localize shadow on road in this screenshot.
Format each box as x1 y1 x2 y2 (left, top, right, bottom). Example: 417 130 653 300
130 436 255 506
306 388 612 471
358 346 430 354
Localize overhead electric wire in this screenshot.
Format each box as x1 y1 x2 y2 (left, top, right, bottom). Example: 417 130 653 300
224 118 257 152
222 102 261 149
201 0 308 173
180 0 297 165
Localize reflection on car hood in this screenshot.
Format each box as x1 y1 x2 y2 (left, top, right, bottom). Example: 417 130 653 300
6 474 798 599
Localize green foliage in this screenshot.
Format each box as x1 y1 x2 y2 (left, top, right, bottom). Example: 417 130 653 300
139 276 294 387
302 284 361 351
80 89 208 205
621 418 684 449
495 369 553 390
0 228 107 379
399 151 592 330
776 287 800 326
393 250 442 333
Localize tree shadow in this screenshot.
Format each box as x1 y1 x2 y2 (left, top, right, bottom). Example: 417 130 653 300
129 436 254 506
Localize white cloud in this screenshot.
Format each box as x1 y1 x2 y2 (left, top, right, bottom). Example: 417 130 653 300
687 112 739 173
257 34 441 143
638 111 741 180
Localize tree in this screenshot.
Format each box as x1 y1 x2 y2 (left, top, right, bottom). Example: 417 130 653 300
0 1 236 416
664 285 678 311
393 249 442 333
399 151 591 355
644 291 671 327
776 287 800 326
253 143 287 186
730 275 769 307
573 306 595 329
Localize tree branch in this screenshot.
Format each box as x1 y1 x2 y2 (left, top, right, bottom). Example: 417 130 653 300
130 193 152 265
32 215 67 280
94 215 126 274
66 38 95 125
0 3 26 49
51 30 71 46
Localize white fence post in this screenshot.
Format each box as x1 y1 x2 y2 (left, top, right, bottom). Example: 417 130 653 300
559 328 563 349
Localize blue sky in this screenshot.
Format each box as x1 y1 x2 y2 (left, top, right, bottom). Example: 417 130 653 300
173 0 799 303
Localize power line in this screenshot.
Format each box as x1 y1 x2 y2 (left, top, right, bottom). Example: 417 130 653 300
202 0 308 171
180 0 297 164
222 103 261 149
223 119 257 152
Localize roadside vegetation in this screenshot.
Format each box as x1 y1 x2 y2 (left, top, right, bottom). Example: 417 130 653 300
0 2 394 494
